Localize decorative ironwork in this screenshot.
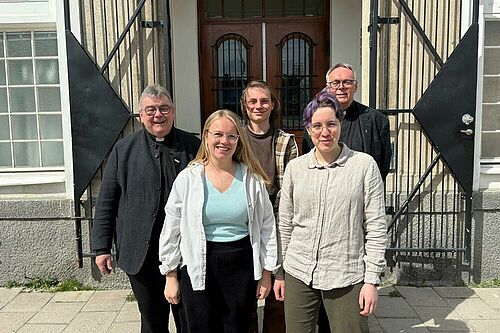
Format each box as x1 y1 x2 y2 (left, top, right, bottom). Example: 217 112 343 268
277 32 314 130
212 33 250 117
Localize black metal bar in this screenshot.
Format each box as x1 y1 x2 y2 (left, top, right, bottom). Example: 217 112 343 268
473 0 479 24
396 0 444 69
64 0 71 31
388 152 442 230
162 0 173 93
75 200 83 268
369 0 378 108
464 189 472 263
387 247 466 253
101 0 148 74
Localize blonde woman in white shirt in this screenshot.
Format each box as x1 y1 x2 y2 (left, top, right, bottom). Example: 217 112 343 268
159 109 278 333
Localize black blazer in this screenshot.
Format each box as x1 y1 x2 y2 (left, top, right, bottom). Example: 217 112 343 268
91 128 200 275
302 100 392 180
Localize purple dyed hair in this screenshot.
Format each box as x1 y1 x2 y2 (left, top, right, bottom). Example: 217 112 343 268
303 89 344 127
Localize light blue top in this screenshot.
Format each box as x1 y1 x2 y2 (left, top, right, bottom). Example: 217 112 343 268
203 163 249 242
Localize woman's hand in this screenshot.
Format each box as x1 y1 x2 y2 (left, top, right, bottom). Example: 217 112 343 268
256 270 272 300
164 271 180 304
359 283 378 316
273 277 285 301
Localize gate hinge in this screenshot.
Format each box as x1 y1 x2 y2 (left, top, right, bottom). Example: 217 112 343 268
377 17 400 25
141 20 163 29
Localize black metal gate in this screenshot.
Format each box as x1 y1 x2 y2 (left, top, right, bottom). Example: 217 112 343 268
64 0 172 267
369 0 479 272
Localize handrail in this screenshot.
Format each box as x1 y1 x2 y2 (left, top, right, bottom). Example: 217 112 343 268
100 0 148 73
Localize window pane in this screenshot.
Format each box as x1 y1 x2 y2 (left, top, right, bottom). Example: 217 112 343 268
38 87 61 112
0 88 6 113
41 141 63 166
0 60 5 85
0 115 10 140
482 132 500 158
245 0 262 17
10 87 36 112
35 59 59 84
39 115 62 139
265 0 283 16
225 0 242 17
206 0 222 18
484 49 500 75
305 0 323 16
482 104 500 132
13 141 39 167
286 0 303 16
485 21 500 46
0 142 12 167
8 59 34 85
34 32 58 57
483 76 500 103
12 115 38 140
0 34 4 57
6 32 32 57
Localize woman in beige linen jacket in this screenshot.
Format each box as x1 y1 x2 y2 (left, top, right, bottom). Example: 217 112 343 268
274 90 387 333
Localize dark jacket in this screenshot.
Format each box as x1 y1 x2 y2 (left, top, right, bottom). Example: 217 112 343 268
91 128 200 275
302 100 392 180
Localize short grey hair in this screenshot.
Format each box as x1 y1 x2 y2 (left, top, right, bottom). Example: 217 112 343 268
325 63 357 81
139 84 173 110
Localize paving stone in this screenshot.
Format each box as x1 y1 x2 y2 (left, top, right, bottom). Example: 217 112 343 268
472 288 500 303
28 301 84 324
412 306 473 332
62 311 117 333
107 321 141 333
16 323 65 333
375 296 418 318
465 319 500 333
81 290 129 312
1 292 53 312
378 285 398 296
114 301 140 323
434 287 478 299
0 288 22 310
377 318 431 332
368 315 384 332
50 291 94 303
445 298 500 320
396 287 448 307
0 312 35 333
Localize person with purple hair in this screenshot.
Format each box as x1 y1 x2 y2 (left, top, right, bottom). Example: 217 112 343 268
274 90 387 333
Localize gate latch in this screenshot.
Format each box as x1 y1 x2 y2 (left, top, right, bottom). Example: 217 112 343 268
462 113 474 125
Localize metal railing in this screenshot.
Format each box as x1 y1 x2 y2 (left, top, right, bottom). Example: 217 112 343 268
371 0 477 268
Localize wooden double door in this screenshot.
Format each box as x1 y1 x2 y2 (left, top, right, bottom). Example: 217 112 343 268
199 17 329 135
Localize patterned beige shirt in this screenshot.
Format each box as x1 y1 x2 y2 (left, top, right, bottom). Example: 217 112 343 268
277 144 387 289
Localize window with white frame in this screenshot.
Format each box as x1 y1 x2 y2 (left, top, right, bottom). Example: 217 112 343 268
0 31 63 169
482 20 500 163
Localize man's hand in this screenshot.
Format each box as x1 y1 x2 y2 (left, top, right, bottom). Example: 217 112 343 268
359 283 378 316
95 254 113 275
256 270 272 300
273 278 285 301
164 271 180 304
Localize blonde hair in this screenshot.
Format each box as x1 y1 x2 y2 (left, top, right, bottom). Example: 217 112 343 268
190 109 270 184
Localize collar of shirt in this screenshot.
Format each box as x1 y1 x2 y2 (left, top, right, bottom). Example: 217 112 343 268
307 143 351 169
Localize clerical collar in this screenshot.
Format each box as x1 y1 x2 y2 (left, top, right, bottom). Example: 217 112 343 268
155 137 165 142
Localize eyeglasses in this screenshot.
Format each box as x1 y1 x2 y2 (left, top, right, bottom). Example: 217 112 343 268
309 121 340 135
143 105 174 116
207 130 240 143
326 79 356 89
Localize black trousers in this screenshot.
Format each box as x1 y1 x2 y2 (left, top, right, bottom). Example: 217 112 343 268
128 249 180 333
179 236 256 333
